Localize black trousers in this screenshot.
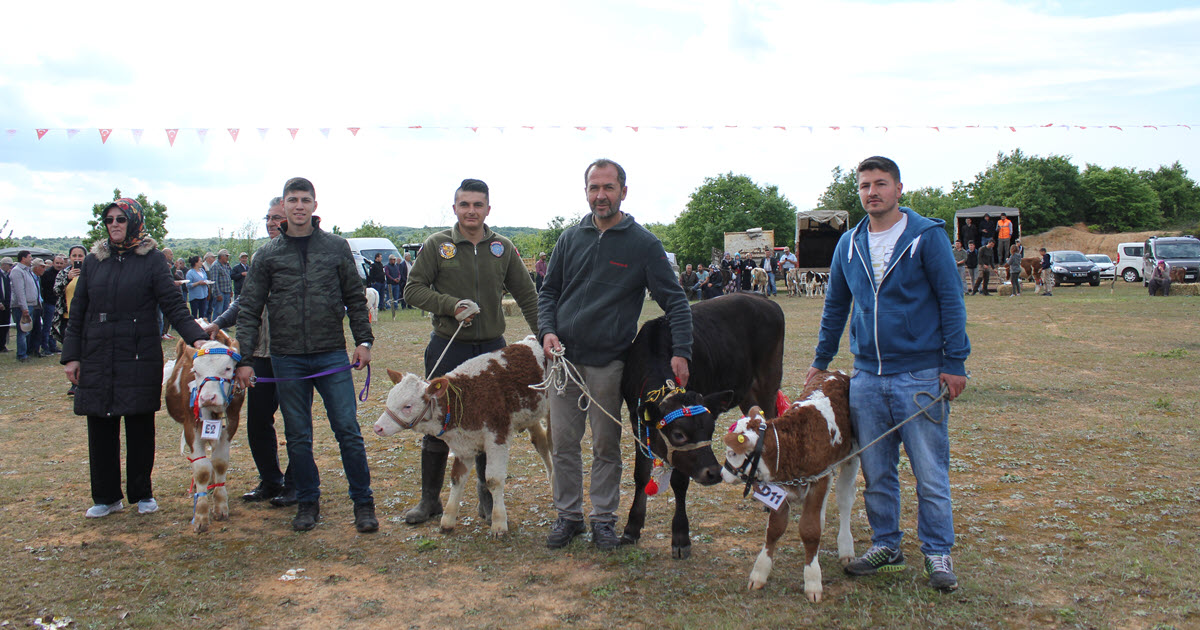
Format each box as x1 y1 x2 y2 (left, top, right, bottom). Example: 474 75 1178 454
420 332 506 453
87 413 155 505
0 308 9 350
247 356 289 486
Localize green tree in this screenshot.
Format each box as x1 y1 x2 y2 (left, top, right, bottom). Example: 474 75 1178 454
816 166 863 225
1139 161 1200 226
964 150 1087 233
85 189 169 248
0 220 16 248
537 215 576 257
900 186 968 238
1081 165 1162 232
675 173 797 264
644 222 680 254
351 219 407 251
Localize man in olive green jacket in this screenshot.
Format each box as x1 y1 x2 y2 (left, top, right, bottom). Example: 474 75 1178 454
401 178 539 525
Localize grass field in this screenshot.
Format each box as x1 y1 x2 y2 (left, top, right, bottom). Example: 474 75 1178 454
0 281 1196 629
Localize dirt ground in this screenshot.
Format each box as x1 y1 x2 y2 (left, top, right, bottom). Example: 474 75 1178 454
0 282 1197 629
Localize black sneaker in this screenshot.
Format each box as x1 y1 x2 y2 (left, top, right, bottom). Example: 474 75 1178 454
292 501 320 531
591 521 620 551
924 554 959 592
844 545 905 576
546 517 585 549
353 501 379 533
242 480 284 502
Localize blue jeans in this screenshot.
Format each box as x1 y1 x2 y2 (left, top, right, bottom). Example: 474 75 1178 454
388 283 403 308
16 307 42 359
850 367 954 556
766 271 777 295
271 351 372 504
40 304 58 352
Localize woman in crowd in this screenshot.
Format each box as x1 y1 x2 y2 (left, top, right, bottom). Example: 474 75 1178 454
1007 244 1023 297
185 255 210 318
61 198 207 518
52 245 87 395
701 263 725 300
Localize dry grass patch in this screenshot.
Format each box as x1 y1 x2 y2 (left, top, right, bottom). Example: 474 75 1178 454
0 285 1196 629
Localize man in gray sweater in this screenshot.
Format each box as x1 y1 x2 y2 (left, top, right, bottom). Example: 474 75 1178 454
538 159 692 551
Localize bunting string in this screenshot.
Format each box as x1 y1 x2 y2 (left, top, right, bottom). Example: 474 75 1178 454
2 123 1193 145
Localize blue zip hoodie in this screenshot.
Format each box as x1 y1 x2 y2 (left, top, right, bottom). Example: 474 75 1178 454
813 208 970 376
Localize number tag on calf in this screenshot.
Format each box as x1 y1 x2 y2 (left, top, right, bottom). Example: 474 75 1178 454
753 483 787 511
202 419 222 440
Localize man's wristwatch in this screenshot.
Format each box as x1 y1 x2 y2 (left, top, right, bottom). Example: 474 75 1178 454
359 342 372 350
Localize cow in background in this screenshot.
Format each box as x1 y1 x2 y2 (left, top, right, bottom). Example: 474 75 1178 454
620 293 785 558
163 332 246 533
721 370 858 602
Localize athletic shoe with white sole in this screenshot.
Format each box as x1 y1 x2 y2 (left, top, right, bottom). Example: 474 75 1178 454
925 554 959 592
85 500 125 518
137 498 159 514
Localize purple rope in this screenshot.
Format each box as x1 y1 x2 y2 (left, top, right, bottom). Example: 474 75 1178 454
254 361 372 402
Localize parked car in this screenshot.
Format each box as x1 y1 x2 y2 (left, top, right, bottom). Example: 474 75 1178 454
1048 250 1101 286
1085 254 1115 280
1142 236 1200 284
1114 242 1144 282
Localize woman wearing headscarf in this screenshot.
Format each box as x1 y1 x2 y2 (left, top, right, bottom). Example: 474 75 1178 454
61 198 207 519
52 245 87 395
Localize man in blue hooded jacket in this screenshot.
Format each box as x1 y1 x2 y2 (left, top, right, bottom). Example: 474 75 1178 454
806 156 969 593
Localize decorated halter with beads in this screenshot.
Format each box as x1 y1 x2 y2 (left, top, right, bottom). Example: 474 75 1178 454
188 347 243 420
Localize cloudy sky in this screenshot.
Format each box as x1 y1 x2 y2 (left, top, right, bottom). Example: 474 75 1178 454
2 0 1198 240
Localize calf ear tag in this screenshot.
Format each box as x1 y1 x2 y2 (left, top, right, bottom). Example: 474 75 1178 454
737 434 746 444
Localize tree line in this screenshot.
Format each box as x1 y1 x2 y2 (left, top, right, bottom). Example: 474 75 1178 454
9 150 1197 265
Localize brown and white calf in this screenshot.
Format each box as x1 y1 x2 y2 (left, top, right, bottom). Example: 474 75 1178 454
373 336 552 537
785 268 803 297
749 266 770 295
721 371 858 601
163 333 245 533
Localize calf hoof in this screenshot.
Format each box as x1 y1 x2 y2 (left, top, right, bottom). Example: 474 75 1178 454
618 533 639 547
839 556 854 567
489 523 509 538
193 518 210 534
748 578 767 591
671 544 692 560
214 506 229 522
806 590 822 603
440 525 456 534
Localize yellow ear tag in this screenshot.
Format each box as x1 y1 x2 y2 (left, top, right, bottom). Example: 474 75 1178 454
737 434 746 443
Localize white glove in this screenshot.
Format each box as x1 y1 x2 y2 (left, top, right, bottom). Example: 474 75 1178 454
454 299 481 326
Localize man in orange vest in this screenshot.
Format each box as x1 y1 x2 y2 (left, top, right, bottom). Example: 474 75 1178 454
996 213 1014 264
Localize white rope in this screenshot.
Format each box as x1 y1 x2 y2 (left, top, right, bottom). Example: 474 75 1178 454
530 345 624 429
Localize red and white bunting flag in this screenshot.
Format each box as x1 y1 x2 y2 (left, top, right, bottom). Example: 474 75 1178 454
288 128 299 139
574 126 586 131
1110 126 1123 131
228 128 239 142
131 129 144 143
99 129 112 144
166 128 178 146
196 128 208 142
408 125 422 129
348 127 360 136
469 127 478 132
774 126 786 131
37 128 49 139
257 128 269 140
628 126 639 132
66 129 80 139
319 128 330 138
1144 125 1158 130
5 129 16 137
830 126 841 131
522 125 535 130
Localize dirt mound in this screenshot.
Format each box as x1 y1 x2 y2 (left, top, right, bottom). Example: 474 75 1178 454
1022 224 1181 258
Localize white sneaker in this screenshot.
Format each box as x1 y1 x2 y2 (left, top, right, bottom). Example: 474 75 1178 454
137 498 159 514
85 500 124 518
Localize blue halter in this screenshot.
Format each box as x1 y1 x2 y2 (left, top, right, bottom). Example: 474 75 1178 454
657 405 709 429
188 347 243 417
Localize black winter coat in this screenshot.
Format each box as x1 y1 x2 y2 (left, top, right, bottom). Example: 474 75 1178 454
61 238 206 418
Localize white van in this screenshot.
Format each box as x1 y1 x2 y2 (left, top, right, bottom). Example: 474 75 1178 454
346 237 401 283
1114 242 1144 283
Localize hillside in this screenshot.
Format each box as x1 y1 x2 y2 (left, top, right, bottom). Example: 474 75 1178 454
1021 224 1184 258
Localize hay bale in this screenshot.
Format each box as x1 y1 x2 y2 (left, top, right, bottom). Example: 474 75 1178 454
1169 283 1200 296
501 297 520 316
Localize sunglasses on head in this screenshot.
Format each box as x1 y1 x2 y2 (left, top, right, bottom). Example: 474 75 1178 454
104 215 128 225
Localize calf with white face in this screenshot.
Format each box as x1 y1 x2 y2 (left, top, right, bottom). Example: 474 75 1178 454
163 334 245 533
721 371 858 602
373 338 551 537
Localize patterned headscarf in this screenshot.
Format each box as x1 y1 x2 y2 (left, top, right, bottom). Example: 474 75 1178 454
105 197 148 255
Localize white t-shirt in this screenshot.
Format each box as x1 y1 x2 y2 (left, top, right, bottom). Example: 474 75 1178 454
868 214 908 286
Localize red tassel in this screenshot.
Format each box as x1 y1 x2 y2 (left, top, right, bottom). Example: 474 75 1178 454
775 390 790 416
645 479 659 496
